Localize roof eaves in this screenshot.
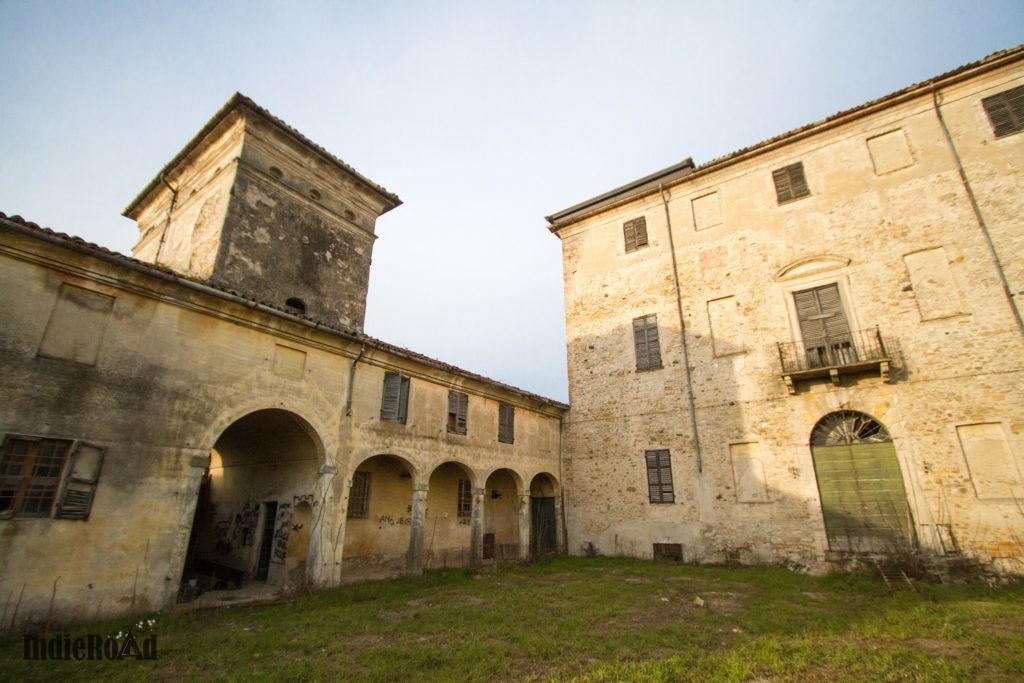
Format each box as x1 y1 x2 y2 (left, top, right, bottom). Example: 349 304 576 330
1 211 566 412
545 43 1024 234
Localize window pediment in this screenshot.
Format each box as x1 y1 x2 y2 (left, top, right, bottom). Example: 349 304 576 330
774 255 851 281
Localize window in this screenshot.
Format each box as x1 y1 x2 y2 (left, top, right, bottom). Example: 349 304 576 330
982 85 1024 137
623 216 648 253
380 372 411 423
645 449 675 504
0 435 102 520
457 478 472 518
447 391 468 435
793 284 855 367
348 471 371 518
498 403 515 444
772 162 810 203
633 314 662 370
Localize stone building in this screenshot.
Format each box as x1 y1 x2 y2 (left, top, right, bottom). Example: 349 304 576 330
0 94 566 629
548 47 1024 573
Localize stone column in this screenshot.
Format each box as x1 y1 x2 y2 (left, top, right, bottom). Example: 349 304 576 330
406 483 429 572
470 487 485 567
519 493 532 561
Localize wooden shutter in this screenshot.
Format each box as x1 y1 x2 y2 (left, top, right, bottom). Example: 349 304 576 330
54 442 104 521
498 403 514 444
448 391 468 434
982 86 1024 137
633 315 661 370
381 372 400 421
381 372 409 423
773 162 810 203
623 217 648 253
793 284 852 366
645 449 674 503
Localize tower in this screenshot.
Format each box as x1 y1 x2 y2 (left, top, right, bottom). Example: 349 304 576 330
124 93 401 332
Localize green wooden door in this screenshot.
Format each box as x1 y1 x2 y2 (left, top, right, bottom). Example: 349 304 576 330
812 441 915 553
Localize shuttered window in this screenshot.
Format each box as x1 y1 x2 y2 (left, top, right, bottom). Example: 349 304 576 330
793 284 855 368
645 449 675 504
982 85 1024 137
457 478 472 518
380 372 410 423
772 162 810 203
633 314 662 370
348 471 371 518
498 403 515 444
1 436 73 518
623 217 648 253
447 391 468 435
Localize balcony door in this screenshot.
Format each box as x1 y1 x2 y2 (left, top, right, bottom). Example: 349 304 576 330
794 284 855 367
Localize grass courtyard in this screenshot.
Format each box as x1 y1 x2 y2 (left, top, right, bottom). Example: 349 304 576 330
3 556 1023 681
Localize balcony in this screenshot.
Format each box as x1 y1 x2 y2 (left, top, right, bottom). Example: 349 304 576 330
777 327 895 394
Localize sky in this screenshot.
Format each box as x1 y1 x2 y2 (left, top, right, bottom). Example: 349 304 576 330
1 1 1022 403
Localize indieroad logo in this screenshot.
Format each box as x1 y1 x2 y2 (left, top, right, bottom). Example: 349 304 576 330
23 622 157 661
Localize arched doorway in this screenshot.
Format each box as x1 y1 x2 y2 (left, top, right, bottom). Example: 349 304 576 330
423 462 475 568
529 473 559 557
181 409 322 597
810 411 915 553
483 469 521 561
342 454 415 575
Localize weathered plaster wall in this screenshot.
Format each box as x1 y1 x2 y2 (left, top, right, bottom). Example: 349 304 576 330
556 59 1024 572
0 220 565 628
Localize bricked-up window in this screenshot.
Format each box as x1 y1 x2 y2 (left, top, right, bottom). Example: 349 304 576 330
447 391 468 435
772 162 810 204
982 85 1024 137
348 471 371 518
633 314 662 371
0 436 72 518
645 449 675 504
623 216 648 253
457 478 472 518
498 403 515 444
380 372 411 423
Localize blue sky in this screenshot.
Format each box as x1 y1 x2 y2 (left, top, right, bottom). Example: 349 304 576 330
1 1 1021 402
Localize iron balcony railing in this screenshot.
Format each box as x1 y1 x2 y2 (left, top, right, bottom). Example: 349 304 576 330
777 326 892 376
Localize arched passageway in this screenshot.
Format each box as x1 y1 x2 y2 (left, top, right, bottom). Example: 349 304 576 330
181 409 322 597
810 411 915 553
342 454 415 574
483 469 521 561
423 462 475 568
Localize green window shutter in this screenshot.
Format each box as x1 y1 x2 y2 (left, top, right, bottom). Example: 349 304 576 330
397 375 410 424
54 442 104 521
794 284 852 365
982 85 1024 137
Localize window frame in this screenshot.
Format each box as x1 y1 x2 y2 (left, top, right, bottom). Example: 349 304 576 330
772 162 811 204
982 85 1024 138
633 314 663 371
347 471 371 519
645 449 675 504
0 434 102 521
457 478 472 518
498 403 515 444
380 371 411 424
623 216 649 253
447 390 469 435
